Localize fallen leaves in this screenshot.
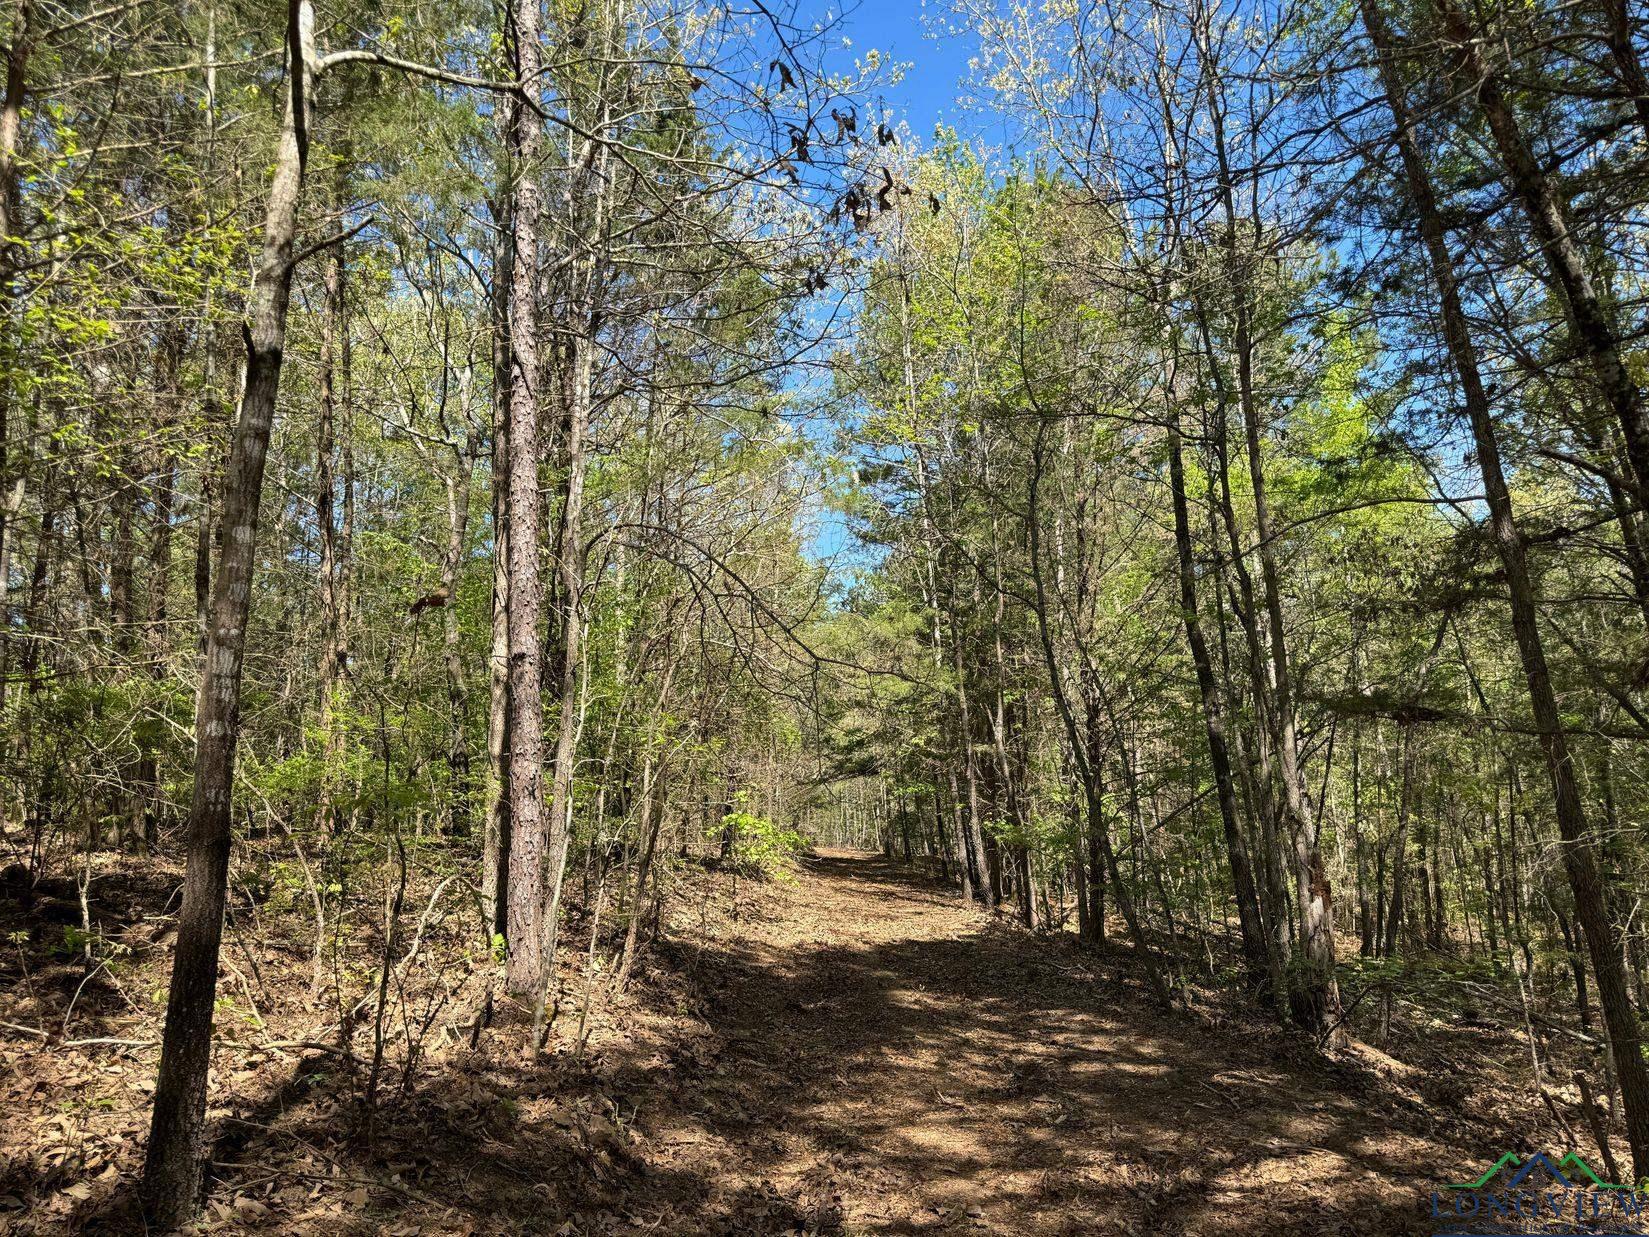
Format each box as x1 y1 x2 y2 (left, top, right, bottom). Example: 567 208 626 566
0 850 1604 1237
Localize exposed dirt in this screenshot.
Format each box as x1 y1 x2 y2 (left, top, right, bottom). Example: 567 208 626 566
1 848 1579 1234
594 849 1501 1236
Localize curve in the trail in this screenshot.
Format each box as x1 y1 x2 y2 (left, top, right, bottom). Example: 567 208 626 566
622 849 1483 1236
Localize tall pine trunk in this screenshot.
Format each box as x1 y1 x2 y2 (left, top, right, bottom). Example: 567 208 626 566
501 0 547 997
1362 0 1649 1175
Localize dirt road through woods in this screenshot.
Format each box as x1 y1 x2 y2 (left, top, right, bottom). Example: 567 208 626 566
41 848 1532 1235
608 849 1497 1235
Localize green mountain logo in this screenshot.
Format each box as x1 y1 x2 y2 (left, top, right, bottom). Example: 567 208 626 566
1557 1152 1628 1189
1446 1150 1626 1190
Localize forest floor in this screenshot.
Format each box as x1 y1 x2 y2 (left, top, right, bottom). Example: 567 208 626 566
0 848 1598 1235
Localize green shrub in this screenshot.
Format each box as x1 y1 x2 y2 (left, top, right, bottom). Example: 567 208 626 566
712 806 808 880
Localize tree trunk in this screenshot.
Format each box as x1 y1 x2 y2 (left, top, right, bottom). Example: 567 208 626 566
314 176 347 834
531 324 593 1044
441 456 472 831
1027 417 1168 1004
1189 22 1341 1033
945 582 992 907
141 2 314 1223
480 148 513 942
1557 908 1595 1030
501 0 547 997
1363 0 1649 1175
1383 725 1414 958
1213 137 1340 1035
0 0 31 724
0 0 29 284
1164 372 1274 995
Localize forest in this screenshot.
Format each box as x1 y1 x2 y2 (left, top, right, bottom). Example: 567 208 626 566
6 0 1649 1231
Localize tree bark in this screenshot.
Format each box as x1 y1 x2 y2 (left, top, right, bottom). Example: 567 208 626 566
141 1 315 1223
0 0 33 723
530 86 615 1039
440 452 472 831
1363 0 1649 1176
501 0 547 996
314 174 347 834
1165 375 1275 995
0 0 29 282
531 326 592 1045
481 133 514 941
1383 725 1414 958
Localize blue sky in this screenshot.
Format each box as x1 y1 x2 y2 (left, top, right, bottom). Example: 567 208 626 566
792 2 983 575
823 0 981 149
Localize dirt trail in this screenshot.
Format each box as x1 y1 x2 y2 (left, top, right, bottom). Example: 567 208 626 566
621 849 1482 1235
10 848 1514 1235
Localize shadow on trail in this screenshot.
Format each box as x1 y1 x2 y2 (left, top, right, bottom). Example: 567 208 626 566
64 852 1507 1235
800 850 956 898
612 851 1468 1236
